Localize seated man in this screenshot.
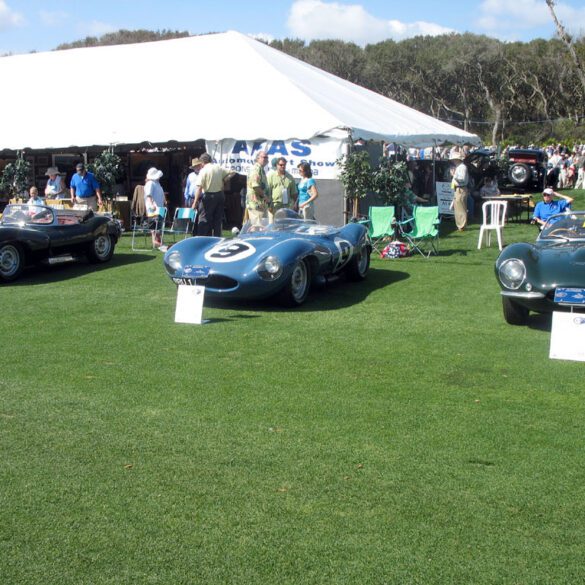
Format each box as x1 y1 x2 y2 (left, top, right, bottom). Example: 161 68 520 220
533 188 574 228
479 176 500 198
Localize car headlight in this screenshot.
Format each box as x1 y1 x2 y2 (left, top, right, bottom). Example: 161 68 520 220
257 255 282 280
166 250 182 272
499 258 526 290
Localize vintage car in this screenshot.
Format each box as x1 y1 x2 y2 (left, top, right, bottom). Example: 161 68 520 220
163 211 371 306
505 148 548 191
0 204 121 282
495 211 585 325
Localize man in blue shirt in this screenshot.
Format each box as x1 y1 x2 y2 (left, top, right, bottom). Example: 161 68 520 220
533 188 574 228
69 162 102 211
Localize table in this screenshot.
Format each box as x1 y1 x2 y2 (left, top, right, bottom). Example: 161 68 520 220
482 194 532 223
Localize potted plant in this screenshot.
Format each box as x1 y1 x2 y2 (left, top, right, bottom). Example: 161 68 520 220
371 158 412 209
0 151 32 202
88 147 124 210
336 150 373 219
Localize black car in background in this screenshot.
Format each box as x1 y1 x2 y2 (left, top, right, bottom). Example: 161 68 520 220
461 148 547 193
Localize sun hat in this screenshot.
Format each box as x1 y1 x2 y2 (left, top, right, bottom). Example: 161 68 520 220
45 166 61 176
190 158 203 169
543 188 554 196
449 151 463 161
146 167 163 181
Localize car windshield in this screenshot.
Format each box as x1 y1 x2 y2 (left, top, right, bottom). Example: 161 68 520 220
240 216 340 236
540 212 585 241
1 204 54 225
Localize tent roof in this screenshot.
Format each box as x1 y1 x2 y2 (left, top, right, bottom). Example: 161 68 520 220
0 31 480 150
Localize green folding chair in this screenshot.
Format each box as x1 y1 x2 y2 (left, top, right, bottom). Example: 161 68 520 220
397 205 440 258
366 206 396 254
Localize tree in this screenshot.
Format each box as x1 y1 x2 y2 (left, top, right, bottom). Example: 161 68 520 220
371 159 411 208
88 148 124 200
0 152 31 199
336 150 373 218
545 0 585 99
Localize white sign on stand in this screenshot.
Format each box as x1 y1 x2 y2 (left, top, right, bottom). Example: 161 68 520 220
175 284 206 324
549 311 585 361
436 181 454 216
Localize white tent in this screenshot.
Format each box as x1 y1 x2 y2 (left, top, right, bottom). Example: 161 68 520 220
0 31 480 150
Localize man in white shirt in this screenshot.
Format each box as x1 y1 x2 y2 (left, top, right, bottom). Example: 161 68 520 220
450 152 469 231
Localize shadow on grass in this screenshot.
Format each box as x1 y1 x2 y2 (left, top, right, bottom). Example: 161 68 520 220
205 267 409 314
5 252 156 287
527 312 552 332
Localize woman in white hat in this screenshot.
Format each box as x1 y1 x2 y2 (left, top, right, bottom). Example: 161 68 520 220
44 166 66 199
144 167 166 248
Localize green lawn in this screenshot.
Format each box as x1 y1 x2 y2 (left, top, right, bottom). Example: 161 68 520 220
2 191 585 584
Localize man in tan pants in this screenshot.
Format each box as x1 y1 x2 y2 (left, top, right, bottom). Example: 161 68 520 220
450 152 469 231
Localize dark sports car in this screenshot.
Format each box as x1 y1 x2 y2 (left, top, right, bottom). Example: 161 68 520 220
0 204 121 282
495 211 585 325
163 211 371 306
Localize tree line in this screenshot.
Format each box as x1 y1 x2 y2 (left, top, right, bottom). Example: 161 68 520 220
54 29 585 146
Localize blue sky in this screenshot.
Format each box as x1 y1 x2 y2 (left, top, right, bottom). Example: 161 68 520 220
1 0 585 54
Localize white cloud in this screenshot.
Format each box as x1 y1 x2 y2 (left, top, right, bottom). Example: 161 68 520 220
75 20 117 38
476 0 585 39
0 0 23 31
286 0 453 45
250 32 275 43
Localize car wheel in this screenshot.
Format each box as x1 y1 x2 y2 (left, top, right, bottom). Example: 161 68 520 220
346 245 370 281
279 259 310 306
87 234 114 263
502 296 529 326
509 163 531 187
0 243 24 282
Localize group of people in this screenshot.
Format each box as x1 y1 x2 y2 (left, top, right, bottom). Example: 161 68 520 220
25 163 103 210
183 150 319 234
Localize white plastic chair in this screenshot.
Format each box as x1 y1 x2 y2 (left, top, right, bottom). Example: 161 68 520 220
478 200 507 251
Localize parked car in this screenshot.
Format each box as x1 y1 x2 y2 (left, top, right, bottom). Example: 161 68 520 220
0 204 121 282
504 148 548 191
461 148 547 193
495 211 585 325
163 211 371 306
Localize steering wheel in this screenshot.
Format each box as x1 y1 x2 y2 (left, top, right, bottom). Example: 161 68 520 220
546 227 572 237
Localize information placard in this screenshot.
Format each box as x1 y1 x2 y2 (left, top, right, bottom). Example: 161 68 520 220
175 284 206 324
549 311 585 362
436 181 454 216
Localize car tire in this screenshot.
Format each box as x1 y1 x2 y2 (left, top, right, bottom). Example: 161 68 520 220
346 245 370 281
87 234 115 263
509 163 531 187
279 259 310 306
0 243 25 282
502 296 529 326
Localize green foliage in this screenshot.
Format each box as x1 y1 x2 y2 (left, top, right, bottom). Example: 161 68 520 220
55 29 189 50
336 150 373 200
0 152 31 198
88 148 124 198
371 158 411 206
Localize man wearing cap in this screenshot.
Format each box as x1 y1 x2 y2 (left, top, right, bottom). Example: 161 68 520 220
450 152 469 231
184 158 203 208
44 167 66 199
69 163 102 211
533 188 574 228
193 153 231 237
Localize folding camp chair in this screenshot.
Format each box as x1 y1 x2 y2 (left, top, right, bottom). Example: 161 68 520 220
166 207 197 244
131 207 167 251
396 205 440 258
366 206 396 254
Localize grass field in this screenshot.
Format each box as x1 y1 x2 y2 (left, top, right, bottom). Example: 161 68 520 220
2 192 585 584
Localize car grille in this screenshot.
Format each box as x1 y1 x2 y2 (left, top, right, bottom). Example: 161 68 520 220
206 274 238 290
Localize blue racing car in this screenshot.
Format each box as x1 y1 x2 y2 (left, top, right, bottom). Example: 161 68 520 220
163 210 371 306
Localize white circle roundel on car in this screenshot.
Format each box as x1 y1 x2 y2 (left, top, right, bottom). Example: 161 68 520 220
204 240 257 263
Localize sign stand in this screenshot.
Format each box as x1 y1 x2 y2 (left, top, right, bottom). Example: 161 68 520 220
175 284 207 324
549 288 585 361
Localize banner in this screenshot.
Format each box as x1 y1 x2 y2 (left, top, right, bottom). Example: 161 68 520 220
436 181 454 216
205 138 345 180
